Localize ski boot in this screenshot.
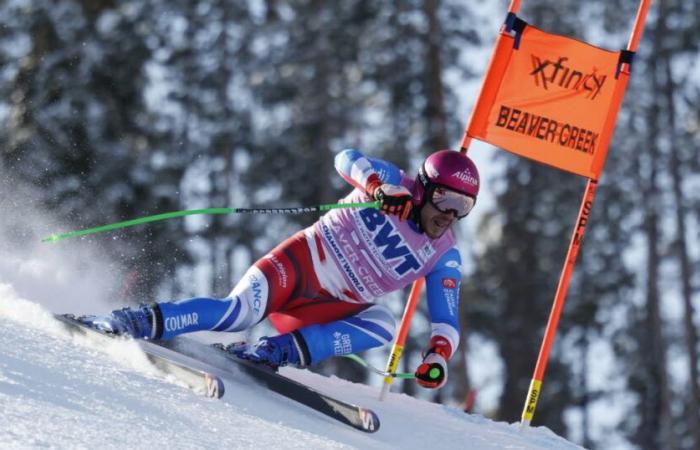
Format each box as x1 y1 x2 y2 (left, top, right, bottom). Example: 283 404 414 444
80 304 156 339
229 332 308 369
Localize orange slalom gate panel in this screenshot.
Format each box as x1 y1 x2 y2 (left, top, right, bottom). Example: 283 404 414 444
468 25 624 179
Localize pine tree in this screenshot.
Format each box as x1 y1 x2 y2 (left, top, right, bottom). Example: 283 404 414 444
146 0 259 297
0 0 189 302
656 1 700 448
608 1 700 448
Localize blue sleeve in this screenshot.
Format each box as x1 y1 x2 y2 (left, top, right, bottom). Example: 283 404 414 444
334 148 402 190
424 247 462 353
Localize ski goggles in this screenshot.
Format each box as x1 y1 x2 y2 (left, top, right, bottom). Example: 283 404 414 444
429 186 476 219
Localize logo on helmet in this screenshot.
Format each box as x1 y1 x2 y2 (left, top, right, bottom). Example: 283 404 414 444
451 170 478 186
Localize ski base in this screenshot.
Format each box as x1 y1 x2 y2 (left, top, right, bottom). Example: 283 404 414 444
54 314 225 399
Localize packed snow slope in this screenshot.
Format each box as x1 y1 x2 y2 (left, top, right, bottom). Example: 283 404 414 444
0 285 583 450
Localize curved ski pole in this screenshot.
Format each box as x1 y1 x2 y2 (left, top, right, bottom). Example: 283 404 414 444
42 201 380 243
342 354 415 379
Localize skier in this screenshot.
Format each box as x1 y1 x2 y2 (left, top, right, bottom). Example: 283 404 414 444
84 148 479 389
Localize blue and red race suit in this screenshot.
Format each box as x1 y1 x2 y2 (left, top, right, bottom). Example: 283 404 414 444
152 149 462 365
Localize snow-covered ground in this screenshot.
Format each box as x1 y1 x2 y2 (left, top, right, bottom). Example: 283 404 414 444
0 284 583 450
0 188 582 449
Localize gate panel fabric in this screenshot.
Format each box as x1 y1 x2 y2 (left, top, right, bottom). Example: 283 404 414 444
467 25 625 179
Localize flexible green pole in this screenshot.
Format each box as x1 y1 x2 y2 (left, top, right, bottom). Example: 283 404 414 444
43 201 379 243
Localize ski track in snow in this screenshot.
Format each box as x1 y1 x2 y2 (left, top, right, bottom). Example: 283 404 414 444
0 284 584 450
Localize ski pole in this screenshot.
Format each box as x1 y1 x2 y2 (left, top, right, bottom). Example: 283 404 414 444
342 354 415 379
42 201 380 243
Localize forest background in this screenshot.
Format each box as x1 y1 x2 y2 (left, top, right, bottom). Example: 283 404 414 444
1 1 698 449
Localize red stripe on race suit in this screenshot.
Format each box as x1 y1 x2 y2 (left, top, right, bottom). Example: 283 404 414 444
314 232 326 262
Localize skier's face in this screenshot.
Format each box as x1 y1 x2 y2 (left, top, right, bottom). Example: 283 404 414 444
419 201 457 239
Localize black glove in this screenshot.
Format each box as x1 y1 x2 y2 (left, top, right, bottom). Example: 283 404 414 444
415 351 448 389
415 336 451 389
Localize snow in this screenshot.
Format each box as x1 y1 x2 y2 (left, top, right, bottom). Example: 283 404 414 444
0 283 583 450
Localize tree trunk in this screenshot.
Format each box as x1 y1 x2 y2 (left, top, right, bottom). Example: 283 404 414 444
423 0 449 150
641 187 676 450
579 334 593 450
639 19 677 448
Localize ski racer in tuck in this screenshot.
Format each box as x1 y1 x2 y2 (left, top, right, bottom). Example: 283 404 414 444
85 148 480 389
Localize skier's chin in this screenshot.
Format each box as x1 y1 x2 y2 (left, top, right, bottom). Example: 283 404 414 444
424 223 449 239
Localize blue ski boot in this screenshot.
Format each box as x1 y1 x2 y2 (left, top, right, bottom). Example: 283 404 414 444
231 332 309 369
80 304 158 339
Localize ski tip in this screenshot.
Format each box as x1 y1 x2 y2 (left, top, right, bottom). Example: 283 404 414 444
357 408 380 433
204 373 225 399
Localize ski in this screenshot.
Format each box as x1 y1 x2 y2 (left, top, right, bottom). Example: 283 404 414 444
54 314 380 433
159 338 381 433
216 345 380 433
54 314 225 399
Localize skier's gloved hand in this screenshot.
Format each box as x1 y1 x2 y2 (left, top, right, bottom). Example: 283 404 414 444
415 336 452 389
415 352 448 389
366 174 413 221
